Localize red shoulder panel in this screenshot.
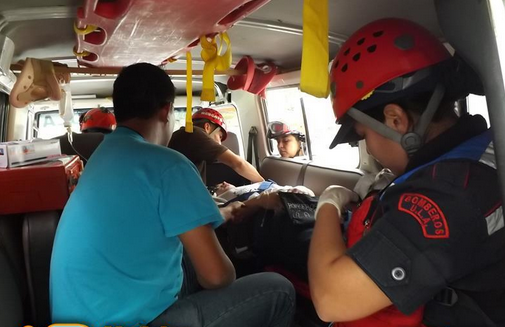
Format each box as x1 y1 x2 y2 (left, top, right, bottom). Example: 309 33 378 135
398 193 449 239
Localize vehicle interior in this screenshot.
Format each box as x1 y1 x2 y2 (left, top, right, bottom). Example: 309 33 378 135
1 0 504 326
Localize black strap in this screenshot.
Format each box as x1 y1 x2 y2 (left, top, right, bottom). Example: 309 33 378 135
247 126 260 170
296 162 310 186
434 287 459 306
434 287 496 326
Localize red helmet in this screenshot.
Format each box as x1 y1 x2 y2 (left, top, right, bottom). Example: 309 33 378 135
192 108 228 141
330 18 451 120
80 107 117 133
267 121 305 142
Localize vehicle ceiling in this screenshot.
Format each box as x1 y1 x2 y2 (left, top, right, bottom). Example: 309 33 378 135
0 0 441 97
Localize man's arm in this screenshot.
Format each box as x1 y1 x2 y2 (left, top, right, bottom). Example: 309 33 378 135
217 149 264 183
308 189 392 322
219 201 245 222
179 225 236 289
224 192 284 223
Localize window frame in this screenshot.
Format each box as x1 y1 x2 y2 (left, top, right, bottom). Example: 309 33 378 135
263 85 360 171
33 107 113 139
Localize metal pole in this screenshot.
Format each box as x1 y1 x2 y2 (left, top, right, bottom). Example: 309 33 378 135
436 0 505 211
299 97 313 160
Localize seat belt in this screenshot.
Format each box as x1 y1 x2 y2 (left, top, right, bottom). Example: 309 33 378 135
247 126 260 170
432 287 496 326
296 163 310 186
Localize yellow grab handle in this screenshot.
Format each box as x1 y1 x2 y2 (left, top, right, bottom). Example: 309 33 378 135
185 52 194 133
200 32 232 101
300 0 330 98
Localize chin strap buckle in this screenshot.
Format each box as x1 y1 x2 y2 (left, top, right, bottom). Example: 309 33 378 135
401 132 422 156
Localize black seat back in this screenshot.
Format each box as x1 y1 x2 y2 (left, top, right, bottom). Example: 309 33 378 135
206 131 249 186
222 131 240 155
23 211 60 326
55 132 104 164
0 215 27 326
0 247 24 326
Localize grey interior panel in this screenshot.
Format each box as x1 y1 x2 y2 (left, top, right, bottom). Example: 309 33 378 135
261 157 362 196
303 164 362 196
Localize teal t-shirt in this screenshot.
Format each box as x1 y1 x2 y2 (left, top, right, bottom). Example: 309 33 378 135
50 127 224 327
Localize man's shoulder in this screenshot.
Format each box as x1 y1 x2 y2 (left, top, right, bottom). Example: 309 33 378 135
382 159 499 222
102 135 194 169
169 126 228 156
169 126 205 148
410 158 496 186
142 141 193 163
172 126 206 138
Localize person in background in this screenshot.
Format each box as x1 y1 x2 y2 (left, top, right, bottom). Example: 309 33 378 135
55 107 116 164
308 18 505 327
267 121 306 158
169 107 264 184
50 63 295 327
79 107 116 133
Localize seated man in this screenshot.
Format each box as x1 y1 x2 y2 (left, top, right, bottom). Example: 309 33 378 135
309 18 505 327
79 107 116 134
50 63 295 327
54 108 116 164
267 121 306 158
169 107 264 184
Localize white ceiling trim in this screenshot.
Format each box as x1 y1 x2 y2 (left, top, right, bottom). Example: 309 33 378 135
236 17 347 45
0 6 76 32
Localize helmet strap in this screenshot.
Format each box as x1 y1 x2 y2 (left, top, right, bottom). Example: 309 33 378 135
209 126 221 138
400 83 446 155
347 107 403 143
348 82 446 156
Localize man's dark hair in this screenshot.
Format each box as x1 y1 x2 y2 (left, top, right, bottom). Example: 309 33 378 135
359 56 482 125
78 111 86 125
82 127 114 134
366 93 458 125
193 119 217 130
113 63 175 123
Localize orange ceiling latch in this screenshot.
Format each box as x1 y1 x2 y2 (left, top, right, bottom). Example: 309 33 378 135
73 0 272 68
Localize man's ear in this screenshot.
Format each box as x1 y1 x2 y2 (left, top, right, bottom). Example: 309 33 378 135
383 104 410 134
203 122 212 133
159 103 172 122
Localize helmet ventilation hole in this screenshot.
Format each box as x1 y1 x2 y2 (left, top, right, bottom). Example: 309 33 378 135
373 30 384 37
352 53 361 62
344 48 350 56
367 45 377 53
341 64 348 72
357 37 365 45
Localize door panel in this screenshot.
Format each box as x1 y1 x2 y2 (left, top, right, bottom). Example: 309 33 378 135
261 157 362 196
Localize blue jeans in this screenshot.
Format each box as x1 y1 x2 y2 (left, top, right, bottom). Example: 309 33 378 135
149 256 295 327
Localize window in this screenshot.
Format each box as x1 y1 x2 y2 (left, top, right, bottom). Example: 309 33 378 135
265 87 359 170
173 107 195 130
35 109 96 139
467 94 490 127
264 88 306 157
32 99 114 139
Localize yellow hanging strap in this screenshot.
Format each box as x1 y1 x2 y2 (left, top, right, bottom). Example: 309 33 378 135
200 32 232 101
185 52 194 133
300 0 330 98
74 22 97 35
73 48 91 57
